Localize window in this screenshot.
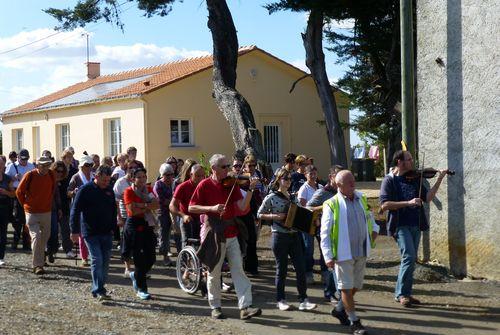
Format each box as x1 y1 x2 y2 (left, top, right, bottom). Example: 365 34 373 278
264 124 281 167
109 119 122 156
60 124 70 149
13 129 23 152
170 119 192 146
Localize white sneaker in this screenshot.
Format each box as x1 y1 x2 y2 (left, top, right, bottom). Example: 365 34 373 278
0 259 5 266
124 269 131 278
66 251 76 258
298 299 317 311
222 282 232 292
277 300 291 311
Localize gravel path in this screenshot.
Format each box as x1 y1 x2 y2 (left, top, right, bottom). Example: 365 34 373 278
0 231 499 335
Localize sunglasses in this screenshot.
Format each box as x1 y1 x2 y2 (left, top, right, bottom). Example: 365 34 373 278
219 164 231 169
247 164 256 167
56 169 65 173
167 161 177 164
164 173 174 177
233 164 242 168
281 176 291 181
83 163 92 167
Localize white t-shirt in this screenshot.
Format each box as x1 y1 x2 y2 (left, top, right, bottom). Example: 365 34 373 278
297 182 323 205
113 176 131 218
5 161 35 188
112 166 126 180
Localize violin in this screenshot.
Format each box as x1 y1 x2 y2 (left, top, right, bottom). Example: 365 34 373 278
221 173 251 188
404 168 455 180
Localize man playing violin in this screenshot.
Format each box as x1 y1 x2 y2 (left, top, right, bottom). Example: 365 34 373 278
379 150 447 307
189 154 262 320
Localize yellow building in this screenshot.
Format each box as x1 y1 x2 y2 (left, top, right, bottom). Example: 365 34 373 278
2 46 349 178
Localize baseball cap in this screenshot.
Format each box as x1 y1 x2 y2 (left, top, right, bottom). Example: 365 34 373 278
19 149 30 160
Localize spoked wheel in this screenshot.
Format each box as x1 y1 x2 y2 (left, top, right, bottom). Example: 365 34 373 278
176 246 202 294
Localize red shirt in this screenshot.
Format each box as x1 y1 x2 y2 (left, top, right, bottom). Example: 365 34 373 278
189 177 243 238
123 185 153 218
173 179 200 221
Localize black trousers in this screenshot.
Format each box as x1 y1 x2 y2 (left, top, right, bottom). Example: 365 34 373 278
0 205 9 259
240 213 259 273
12 198 30 247
123 218 157 292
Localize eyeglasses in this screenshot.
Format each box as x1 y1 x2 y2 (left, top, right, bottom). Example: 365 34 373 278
219 164 231 169
233 164 242 168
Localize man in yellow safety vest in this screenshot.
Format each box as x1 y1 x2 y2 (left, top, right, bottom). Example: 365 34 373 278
320 170 379 335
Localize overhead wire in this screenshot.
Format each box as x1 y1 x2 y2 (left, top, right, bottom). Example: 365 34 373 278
0 0 134 61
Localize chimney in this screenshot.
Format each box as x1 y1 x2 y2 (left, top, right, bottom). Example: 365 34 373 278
86 62 100 80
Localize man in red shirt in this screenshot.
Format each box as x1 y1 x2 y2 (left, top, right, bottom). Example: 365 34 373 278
169 164 205 248
189 154 262 320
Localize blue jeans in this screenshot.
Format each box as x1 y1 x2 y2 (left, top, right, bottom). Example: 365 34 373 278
84 234 113 296
395 225 421 299
272 232 308 302
301 232 314 277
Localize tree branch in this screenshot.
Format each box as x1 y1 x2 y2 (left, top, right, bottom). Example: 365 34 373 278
289 74 311 93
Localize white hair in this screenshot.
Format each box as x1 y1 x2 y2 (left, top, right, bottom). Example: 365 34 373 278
159 163 174 176
190 164 203 174
209 154 226 168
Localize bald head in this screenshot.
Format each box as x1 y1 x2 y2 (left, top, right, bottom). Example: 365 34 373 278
335 170 355 199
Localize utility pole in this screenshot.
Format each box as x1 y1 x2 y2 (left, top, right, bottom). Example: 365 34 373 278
400 0 416 157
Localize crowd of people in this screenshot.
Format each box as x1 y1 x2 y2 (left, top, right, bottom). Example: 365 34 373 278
0 146 448 335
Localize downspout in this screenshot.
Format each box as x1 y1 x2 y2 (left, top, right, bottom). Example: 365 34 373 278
140 97 150 181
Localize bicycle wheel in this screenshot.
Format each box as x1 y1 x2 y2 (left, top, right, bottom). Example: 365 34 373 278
176 246 202 294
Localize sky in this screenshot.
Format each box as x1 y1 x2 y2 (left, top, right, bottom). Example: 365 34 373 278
0 0 361 145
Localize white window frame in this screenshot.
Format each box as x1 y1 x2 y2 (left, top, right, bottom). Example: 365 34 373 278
108 118 122 156
170 119 193 146
60 124 70 150
13 129 23 152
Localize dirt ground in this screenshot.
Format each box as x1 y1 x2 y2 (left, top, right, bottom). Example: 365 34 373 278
0 229 498 335
0 181 498 335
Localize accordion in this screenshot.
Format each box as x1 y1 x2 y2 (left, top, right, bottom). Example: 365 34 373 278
283 203 320 236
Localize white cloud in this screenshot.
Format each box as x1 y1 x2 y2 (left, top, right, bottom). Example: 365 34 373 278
326 19 355 30
0 28 210 112
303 12 354 30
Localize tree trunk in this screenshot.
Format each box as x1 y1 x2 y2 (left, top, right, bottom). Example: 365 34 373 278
302 9 348 167
205 0 270 176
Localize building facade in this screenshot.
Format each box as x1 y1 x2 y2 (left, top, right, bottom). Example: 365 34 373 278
417 1 499 279
2 46 350 179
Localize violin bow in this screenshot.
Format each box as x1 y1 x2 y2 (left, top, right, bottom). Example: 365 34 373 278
221 179 238 219
418 152 425 200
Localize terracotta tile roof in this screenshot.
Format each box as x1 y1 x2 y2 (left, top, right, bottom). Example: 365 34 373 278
3 45 258 117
